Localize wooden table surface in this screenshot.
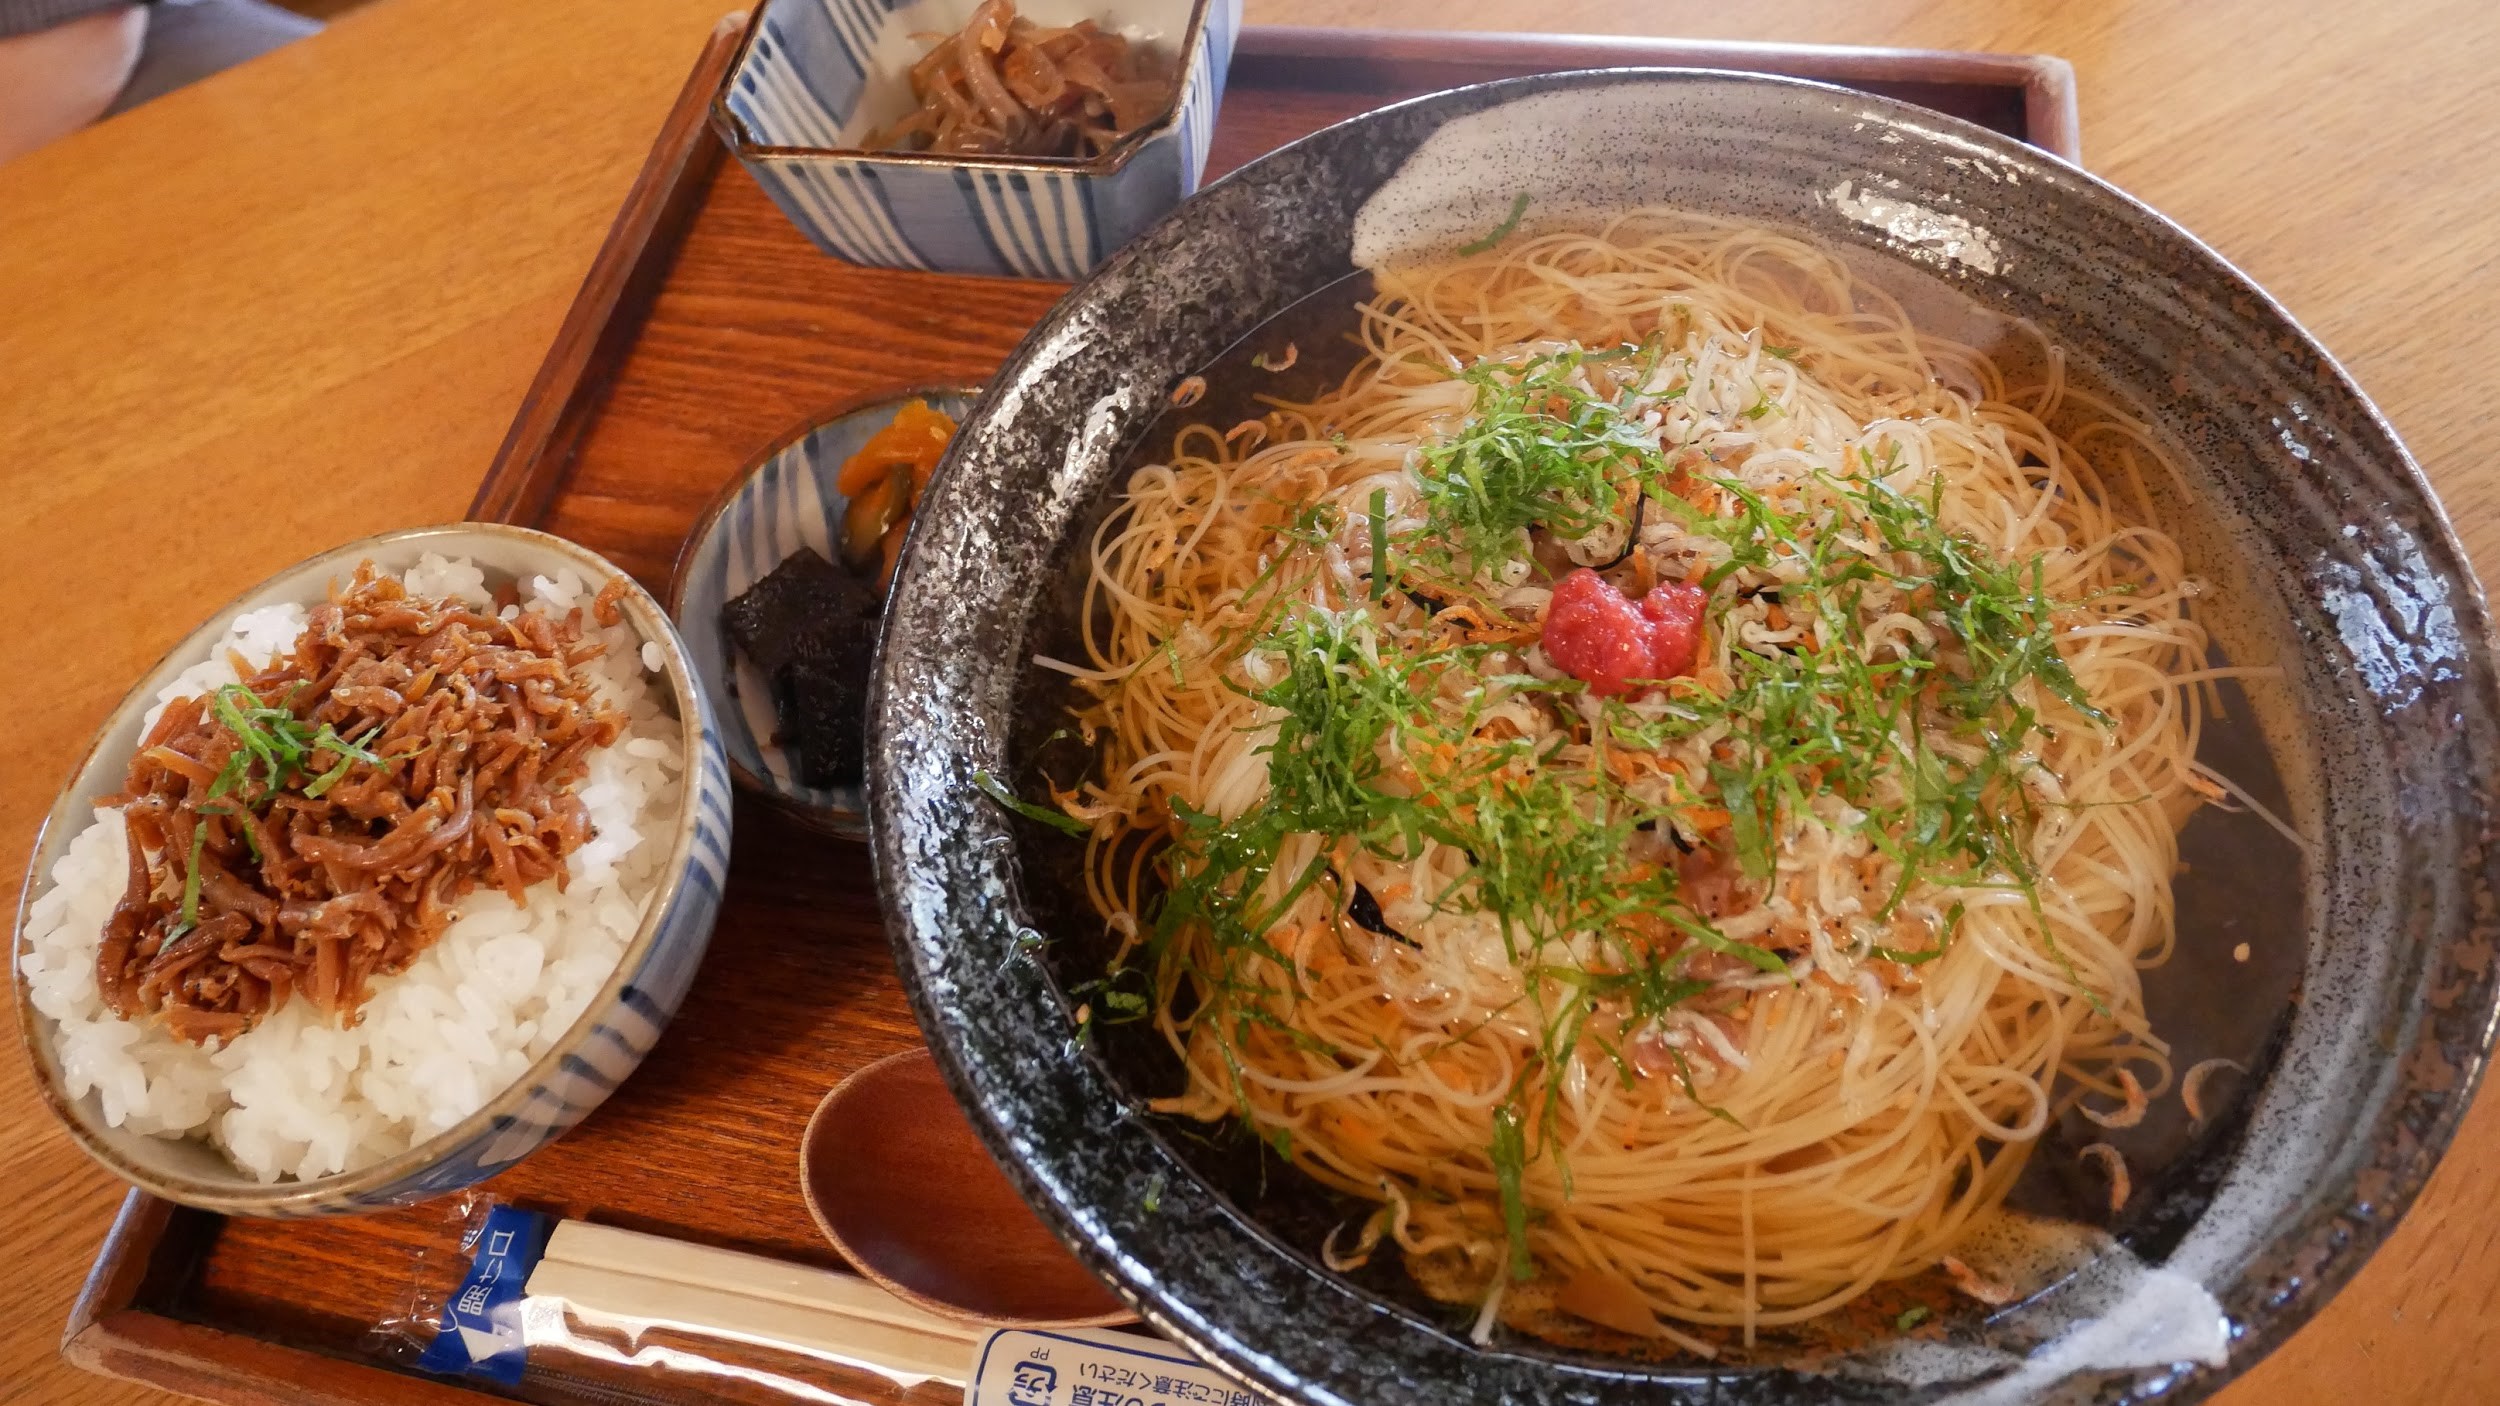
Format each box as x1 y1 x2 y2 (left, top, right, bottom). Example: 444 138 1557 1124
5 0 2498 1401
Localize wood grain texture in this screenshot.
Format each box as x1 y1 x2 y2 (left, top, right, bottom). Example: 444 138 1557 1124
472 23 2067 565
6 1 2500 1404
0 3 749 1400
469 17 744 529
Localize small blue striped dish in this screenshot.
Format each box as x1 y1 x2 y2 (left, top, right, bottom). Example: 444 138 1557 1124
712 0 1239 279
10 524 733 1216
669 388 982 838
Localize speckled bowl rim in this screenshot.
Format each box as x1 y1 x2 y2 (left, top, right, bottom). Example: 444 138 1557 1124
664 385 986 840
10 522 715 1215
868 66 2500 1406
708 0 1220 177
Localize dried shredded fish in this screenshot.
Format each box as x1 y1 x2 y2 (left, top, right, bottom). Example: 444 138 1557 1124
2080 1067 2149 1129
1252 341 1300 372
99 564 623 1041
2182 1056 2247 1125
2078 1142 2131 1212
1941 1255 2016 1306
1321 1204 1390 1272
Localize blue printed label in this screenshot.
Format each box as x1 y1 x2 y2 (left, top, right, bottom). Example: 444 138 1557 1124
414 1205 554 1386
967 1327 1259 1406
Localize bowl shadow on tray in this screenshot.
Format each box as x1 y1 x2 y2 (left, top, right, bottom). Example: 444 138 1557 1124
993 272 2308 1373
547 807 902 1270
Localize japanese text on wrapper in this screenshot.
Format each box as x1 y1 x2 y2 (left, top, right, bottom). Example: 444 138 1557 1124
1066 1358 1253 1406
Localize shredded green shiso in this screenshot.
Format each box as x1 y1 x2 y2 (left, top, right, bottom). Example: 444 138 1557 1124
1011 334 2108 1286
172 683 394 933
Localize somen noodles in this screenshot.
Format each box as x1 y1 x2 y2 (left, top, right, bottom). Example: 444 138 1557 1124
1030 210 2260 1349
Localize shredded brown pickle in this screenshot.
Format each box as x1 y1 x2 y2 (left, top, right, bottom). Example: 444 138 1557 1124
97 563 629 1044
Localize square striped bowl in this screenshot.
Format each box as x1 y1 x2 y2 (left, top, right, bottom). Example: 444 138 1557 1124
712 0 1239 280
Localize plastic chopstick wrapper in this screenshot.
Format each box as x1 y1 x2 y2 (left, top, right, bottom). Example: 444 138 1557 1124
967 1330 1263 1406
378 1201 1266 1406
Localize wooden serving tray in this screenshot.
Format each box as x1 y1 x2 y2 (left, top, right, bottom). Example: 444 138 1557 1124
60 18 2080 1405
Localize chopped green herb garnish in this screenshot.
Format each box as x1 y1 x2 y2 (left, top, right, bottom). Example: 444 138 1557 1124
173 823 210 934
1669 1047 1742 1128
1652 462 2093 921
1366 487 1390 601
1489 1104 1534 1280
203 684 384 797
171 687 400 927
1457 192 1531 256
1110 339 2118 1307
1409 346 1665 582
299 725 385 799
1897 1305 1931 1330
973 770 1090 836
1135 602 1752 1276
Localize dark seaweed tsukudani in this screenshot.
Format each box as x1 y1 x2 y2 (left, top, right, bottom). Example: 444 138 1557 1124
719 548 880 789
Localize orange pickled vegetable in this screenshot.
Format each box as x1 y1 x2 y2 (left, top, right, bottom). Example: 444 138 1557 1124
841 465 910 570
833 400 958 585
835 399 957 496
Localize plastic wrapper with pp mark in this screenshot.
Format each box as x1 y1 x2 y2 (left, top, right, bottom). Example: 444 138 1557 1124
370 1195 1261 1406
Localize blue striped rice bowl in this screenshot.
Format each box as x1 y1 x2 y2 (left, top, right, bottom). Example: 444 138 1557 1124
713 0 1239 279
10 524 733 1215
669 388 982 837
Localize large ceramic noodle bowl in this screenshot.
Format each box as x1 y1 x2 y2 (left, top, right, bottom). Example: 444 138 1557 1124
868 70 2500 1405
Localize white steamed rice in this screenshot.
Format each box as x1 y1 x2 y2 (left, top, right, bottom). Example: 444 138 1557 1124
17 554 685 1183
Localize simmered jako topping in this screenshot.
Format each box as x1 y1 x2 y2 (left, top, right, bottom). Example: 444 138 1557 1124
863 0 1178 159
100 563 628 1044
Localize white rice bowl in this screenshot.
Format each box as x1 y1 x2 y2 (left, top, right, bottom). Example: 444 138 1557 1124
16 553 685 1183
